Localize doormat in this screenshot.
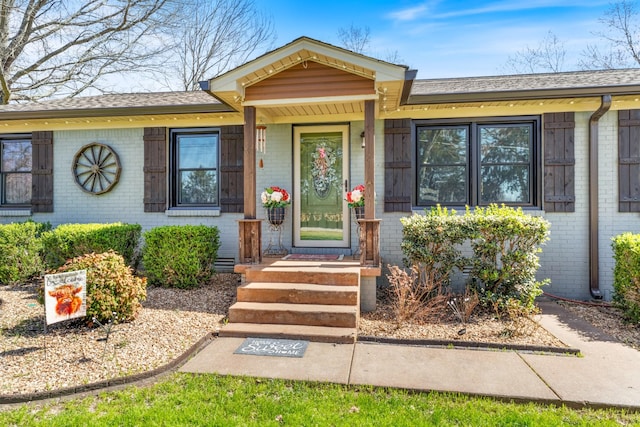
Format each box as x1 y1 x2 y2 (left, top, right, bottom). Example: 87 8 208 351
282 254 344 261
234 337 309 358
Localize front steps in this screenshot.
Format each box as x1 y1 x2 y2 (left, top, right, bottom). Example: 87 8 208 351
220 265 360 343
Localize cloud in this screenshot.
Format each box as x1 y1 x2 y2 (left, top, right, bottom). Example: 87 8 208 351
388 4 429 21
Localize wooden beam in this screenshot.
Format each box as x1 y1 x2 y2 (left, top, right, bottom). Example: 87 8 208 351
364 99 375 219
243 106 257 218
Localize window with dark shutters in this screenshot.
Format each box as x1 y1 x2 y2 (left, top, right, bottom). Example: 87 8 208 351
618 110 640 212
143 127 167 213
384 119 412 212
31 131 53 213
543 112 575 212
220 125 244 213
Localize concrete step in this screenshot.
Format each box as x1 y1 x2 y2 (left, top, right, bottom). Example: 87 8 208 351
237 282 358 306
228 302 358 328
245 268 359 286
218 322 356 344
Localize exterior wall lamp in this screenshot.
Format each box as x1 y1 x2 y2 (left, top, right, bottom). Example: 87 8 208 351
360 130 366 149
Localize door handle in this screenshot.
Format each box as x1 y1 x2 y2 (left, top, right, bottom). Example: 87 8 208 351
344 179 349 192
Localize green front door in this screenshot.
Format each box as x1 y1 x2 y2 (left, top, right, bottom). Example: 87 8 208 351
293 125 349 248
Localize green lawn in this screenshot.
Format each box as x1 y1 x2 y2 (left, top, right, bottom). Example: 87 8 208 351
1 374 638 426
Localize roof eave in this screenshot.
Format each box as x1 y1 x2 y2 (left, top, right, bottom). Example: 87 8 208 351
0 103 235 121
407 85 640 105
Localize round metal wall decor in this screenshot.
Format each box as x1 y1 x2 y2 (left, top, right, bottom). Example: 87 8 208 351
72 143 121 195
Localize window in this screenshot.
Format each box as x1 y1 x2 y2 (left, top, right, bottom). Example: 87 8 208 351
416 117 540 207
0 136 32 206
170 128 219 207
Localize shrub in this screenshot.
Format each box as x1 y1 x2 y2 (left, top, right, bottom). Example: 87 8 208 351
612 233 640 323
142 225 220 288
466 205 550 311
51 251 146 322
0 221 50 284
41 223 141 269
386 264 448 323
400 206 469 289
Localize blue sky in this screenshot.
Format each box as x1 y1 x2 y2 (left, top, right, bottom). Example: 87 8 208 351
260 1 612 78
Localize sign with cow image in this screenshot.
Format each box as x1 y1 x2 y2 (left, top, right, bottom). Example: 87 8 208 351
44 270 87 325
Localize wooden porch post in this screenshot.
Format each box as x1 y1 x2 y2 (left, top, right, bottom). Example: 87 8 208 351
360 99 381 267
238 106 262 263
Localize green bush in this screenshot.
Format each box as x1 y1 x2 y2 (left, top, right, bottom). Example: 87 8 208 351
0 221 50 284
51 251 147 323
142 225 220 288
400 204 550 314
41 223 141 269
467 205 550 311
612 233 640 323
400 206 469 289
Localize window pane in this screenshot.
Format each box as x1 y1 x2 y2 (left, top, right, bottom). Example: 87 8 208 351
2 141 32 172
179 170 218 205
418 166 467 204
481 165 530 203
480 125 530 163
5 173 32 204
417 128 467 164
178 135 218 169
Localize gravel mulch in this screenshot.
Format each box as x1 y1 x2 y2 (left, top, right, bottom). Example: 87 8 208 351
2 274 639 397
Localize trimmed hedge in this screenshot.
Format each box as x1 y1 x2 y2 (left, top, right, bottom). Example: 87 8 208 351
51 251 147 323
142 225 220 288
401 204 550 312
41 223 142 269
0 221 50 284
612 233 640 323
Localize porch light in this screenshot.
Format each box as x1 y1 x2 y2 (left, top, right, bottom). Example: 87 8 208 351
256 125 267 153
360 131 365 149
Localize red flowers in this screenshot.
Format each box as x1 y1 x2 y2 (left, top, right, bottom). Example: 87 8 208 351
345 184 365 208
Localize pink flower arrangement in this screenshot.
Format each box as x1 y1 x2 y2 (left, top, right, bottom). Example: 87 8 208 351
261 186 291 208
345 184 365 208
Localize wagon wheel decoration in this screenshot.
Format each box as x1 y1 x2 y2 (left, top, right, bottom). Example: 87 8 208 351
72 143 121 195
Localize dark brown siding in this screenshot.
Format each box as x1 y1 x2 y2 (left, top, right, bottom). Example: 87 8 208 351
31 131 54 213
618 110 640 212
245 61 375 101
384 119 412 212
220 125 244 213
143 127 167 212
543 112 575 212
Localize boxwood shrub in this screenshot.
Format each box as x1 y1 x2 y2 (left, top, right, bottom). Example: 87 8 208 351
0 221 50 284
612 233 640 323
41 223 142 269
142 225 220 288
51 251 146 322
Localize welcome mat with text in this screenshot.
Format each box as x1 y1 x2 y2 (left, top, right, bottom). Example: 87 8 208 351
282 254 344 261
234 337 309 358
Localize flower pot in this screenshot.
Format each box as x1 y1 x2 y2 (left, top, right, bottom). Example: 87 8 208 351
267 207 285 226
353 206 365 220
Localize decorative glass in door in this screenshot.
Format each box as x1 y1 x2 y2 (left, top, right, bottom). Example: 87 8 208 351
294 126 349 247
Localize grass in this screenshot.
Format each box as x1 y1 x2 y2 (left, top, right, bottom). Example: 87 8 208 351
1 373 638 426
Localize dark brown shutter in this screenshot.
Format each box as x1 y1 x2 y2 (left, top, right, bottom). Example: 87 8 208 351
143 127 167 212
220 125 244 213
618 110 640 212
543 112 575 212
384 119 412 212
31 131 54 213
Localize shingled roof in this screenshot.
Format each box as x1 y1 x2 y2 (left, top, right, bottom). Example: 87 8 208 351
408 68 640 104
0 91 230 120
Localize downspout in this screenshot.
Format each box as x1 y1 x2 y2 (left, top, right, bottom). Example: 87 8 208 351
588 94 611 299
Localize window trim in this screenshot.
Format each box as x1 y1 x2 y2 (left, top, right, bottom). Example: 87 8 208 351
0 134 32 208
414 116 542 209
169 127 221 209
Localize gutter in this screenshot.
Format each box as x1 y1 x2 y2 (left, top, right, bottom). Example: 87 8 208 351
588 94 612 299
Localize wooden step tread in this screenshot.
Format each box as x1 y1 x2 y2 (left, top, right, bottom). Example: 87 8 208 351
230 301 358 313
219 322 356 343
241 282 358 292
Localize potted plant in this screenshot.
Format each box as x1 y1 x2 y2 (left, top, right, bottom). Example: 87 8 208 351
261 186 291 226
345 184 365 219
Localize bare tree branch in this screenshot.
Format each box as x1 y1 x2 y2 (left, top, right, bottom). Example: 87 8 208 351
338 24 370 54
502 31 566 74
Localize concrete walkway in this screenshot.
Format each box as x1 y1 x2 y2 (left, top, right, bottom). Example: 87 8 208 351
180 299 640 410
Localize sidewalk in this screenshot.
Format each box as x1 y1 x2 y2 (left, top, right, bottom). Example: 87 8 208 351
180 299 640 410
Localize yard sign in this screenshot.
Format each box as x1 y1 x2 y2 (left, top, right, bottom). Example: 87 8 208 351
44 270 87 325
